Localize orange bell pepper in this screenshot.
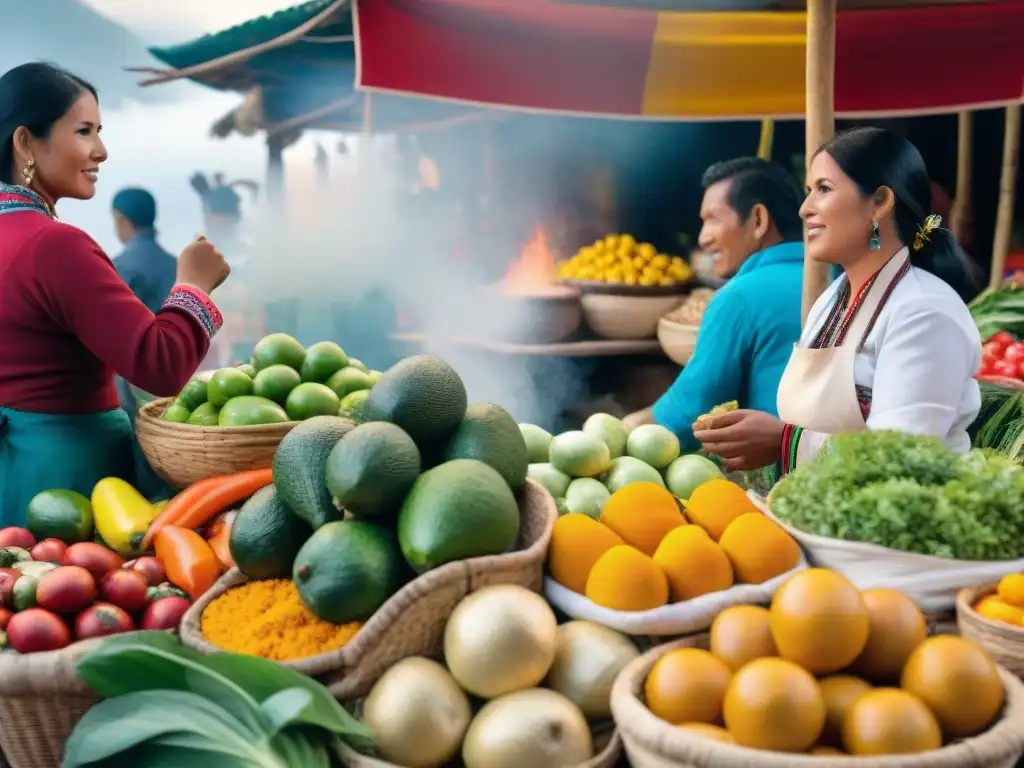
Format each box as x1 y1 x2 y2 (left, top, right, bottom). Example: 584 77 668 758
154 526 223 601
207 514 235 570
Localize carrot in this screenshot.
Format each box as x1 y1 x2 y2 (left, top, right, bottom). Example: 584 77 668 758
207 513 235 570
142 474 223 551
155 526 223 601
142 468 272 550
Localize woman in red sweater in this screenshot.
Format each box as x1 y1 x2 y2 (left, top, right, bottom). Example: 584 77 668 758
0 63 230 524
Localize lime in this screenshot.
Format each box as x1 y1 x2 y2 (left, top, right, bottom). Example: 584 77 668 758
564 478 610 520
251 333 306 372
347 358 369 373
527 463 571 498
339 389 370 419
208 368 254 407
326 367 374 399
286 382 341 421
665 454 723 500
300 341 348 383
237 363 257 378
253 364 302 405
583 413 630 459
603 456 665 493
519 423 552 463
187 402 220 426
162 402 191 423
549 431 611 478
176 378 208 411
218 396 290 427
626 424 681 470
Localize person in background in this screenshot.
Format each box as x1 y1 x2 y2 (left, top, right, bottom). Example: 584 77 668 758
695 128 980 474
636 158 805 451
0 62 229 523
110 187 177 416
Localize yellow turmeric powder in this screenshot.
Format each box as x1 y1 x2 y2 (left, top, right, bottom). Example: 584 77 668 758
201 579 362 662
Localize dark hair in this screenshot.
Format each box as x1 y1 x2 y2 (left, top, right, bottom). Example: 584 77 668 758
816 127 977 301
0 63 97 185
702 157 804 242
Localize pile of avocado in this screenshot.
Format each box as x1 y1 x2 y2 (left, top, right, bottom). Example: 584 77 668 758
226 354 532 626
162 333 383 427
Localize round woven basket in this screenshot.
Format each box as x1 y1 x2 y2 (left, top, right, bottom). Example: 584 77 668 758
611 635 1024 768
180 478 557 699
333 723 622 768
657 318 698 365
958 584 1024 678
581 294 684 340
0 639 106 768
135 398 304 488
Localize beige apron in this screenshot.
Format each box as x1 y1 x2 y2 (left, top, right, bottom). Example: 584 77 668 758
777 251 910 437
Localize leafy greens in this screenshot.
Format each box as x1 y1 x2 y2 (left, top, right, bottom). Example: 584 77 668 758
771 430 1024 561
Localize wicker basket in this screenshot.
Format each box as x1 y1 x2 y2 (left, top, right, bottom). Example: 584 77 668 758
135 398 304 488
958 585 1024 678
333 723 622 768
180 478 557 699
0 640 104 768
611 635 1024 768
657 318 699 366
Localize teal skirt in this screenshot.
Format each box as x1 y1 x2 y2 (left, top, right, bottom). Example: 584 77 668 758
0 407 135 527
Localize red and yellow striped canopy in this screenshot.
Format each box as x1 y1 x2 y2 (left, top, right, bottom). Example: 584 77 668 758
353 0 1024 119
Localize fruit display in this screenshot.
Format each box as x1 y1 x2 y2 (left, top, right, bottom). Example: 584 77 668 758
522 413 728 516
642 569 1007 756
558 234 694 287
356 584 637 768
970 573 1024 626
771 429 1024 561
547 477 800 614
978 330 1024 381
161 333 383 426
198 354 532 648
664 287 716 326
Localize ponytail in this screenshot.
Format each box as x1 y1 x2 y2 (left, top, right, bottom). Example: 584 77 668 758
898 215 980 303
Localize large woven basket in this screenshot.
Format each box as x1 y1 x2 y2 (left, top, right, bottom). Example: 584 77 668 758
333 723 622 768
135 398 304 488
0 640 104 768
958 584 1024 678
610 635 1024 768
180 478 557 699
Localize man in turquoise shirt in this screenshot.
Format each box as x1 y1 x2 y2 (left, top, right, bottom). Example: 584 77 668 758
652 158 805 450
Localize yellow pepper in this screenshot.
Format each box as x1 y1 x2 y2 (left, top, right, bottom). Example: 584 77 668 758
91 478 161 556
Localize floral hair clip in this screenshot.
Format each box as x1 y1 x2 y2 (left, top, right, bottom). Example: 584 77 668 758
912 214 942 252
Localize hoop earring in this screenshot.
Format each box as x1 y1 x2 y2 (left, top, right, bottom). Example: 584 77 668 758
868 221 880 251
22 160 35 186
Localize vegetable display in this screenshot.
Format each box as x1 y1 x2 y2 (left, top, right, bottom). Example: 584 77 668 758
771 430 1024 560
978 330 1024 382
969 282 1024 344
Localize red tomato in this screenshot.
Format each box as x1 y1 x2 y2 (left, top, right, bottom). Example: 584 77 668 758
1004 342 1024 363
1017 360 1024 380
993 360 1019 379
978 359 996 377
983 341 1005 359
988 331 1015 352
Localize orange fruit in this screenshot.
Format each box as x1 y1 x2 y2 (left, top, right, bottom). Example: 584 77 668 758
644 648 732 725
850 588 927 682
769 568 869 675
718 513 800 584
722 657 825 753
684 479 760 541
709 605 777 672
585 545 669 612
997 573 1024 609
677 723 735 743
901 636 1005 738
599 482 685 556
843 688 942 755
818 675 872 746
547 514 624 594
653 525 733 602
974 594 1024 625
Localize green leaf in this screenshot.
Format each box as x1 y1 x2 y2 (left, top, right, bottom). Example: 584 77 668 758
201 653 375 749
261 689 314 736
270 729 333 768
62 690 259 767
91 744 254 768
77 633 268 733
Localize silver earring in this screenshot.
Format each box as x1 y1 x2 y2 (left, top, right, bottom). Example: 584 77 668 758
22 160 35 186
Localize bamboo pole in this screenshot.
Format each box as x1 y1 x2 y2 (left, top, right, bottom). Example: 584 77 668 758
757 119 775 160
990 105 1021 289
950 111 973 243
802 0 837 323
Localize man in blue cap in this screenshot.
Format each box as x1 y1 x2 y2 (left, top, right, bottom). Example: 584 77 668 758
111 188 177 314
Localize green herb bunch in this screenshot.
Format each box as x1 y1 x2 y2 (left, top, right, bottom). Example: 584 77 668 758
63 632 374 767
771 430 1024 561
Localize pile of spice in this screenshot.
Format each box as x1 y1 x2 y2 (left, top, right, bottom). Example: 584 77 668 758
201 579 362 662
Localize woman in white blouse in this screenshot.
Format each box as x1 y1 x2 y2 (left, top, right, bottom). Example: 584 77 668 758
695 127 981 474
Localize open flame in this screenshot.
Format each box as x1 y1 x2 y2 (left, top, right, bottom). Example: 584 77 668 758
502 223 559 294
